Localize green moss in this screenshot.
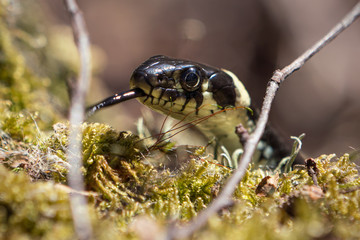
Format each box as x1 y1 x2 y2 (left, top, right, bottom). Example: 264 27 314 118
41 122 231 224
2 116 360 239
192 153 360 240
0 2 67 147
0 164 131 240
0 164 74 239
0 17 58 123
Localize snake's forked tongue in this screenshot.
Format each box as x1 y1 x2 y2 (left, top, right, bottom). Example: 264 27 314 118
86 88 145 117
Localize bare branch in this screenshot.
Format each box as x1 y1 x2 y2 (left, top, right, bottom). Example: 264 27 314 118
235 123 249 146
272 2 360 83
166 2 360 239
63 0 93 239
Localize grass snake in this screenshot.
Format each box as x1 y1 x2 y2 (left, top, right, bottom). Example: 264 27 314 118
87 55 290 167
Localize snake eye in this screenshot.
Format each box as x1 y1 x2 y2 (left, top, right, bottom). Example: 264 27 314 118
181 68 201 91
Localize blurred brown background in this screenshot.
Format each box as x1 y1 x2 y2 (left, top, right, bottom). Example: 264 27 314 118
39 0 360 159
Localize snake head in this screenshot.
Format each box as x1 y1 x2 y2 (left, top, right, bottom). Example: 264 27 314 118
87 55 253 157
130 55 248 118
130 55 204 111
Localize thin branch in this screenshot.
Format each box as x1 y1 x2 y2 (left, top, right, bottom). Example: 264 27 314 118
63 0 93 239
235 123 250 146
166 2 360 239
272 2 360 83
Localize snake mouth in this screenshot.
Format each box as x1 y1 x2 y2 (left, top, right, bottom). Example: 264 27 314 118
130 72 205 115
132 82 206 116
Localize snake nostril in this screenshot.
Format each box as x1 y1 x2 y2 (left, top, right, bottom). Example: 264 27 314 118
158 75 168 85
158 76 166 84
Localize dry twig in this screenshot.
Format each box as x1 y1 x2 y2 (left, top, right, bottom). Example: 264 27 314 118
63 0 93 239
166 2 360 239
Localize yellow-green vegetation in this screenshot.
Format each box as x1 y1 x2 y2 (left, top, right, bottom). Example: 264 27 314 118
1 1 360 240
2 120 360 239
0 2 64 130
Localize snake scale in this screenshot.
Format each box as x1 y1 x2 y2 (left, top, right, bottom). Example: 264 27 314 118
87 55 290 166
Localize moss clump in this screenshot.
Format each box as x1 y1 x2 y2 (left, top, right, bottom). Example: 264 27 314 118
40 122 360 240
193 154 360 240
0 1 74 150
0 10 60 130
0 164 131 240
0 101 44 143
0 165 74 239
2 117 360 239
41 122 231 226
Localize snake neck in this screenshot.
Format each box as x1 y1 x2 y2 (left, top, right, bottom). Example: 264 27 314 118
194 103 255 153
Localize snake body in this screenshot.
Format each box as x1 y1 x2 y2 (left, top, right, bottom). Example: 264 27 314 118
88 55 289 165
